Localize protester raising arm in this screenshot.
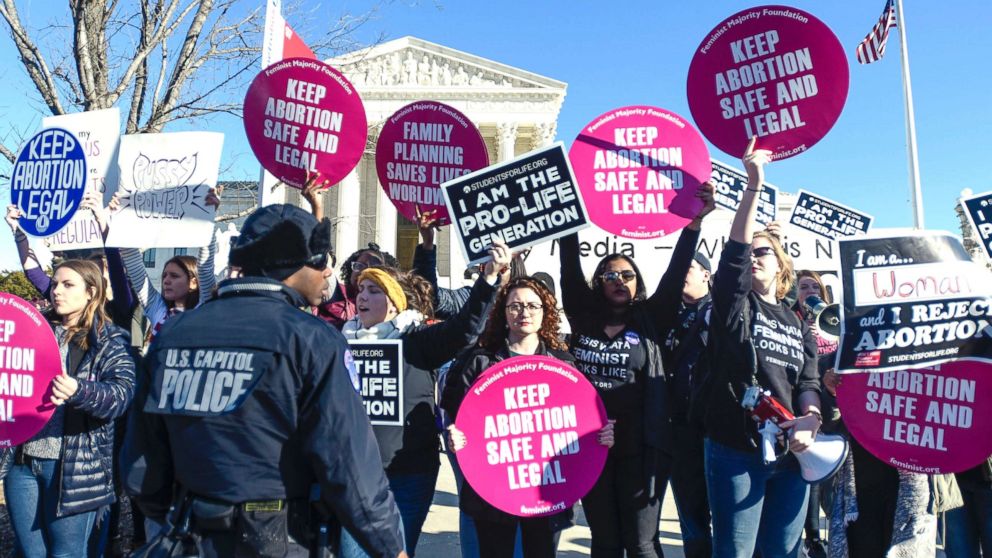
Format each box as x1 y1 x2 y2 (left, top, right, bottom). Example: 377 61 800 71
7 194 137 327
410 207 472 320
108 188 220 338
6 204 51 297
404 240 508 369
646 181 717 328
556 232 596 323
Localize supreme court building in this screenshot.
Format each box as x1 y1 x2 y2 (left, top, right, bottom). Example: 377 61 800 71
275 36 568 284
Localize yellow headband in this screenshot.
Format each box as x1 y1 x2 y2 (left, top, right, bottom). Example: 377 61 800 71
357 268 407 313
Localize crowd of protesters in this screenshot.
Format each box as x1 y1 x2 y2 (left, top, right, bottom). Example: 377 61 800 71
1 143 990 558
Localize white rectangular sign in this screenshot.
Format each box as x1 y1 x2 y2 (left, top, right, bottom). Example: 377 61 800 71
105 131 223 248
40 107 121 249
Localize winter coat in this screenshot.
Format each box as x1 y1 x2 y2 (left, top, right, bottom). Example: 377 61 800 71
122 277 405 557
55 320 136 516
341 275 498 474
440 342 576 528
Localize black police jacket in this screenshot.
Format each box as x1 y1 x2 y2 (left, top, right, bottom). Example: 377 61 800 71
120 277 404 558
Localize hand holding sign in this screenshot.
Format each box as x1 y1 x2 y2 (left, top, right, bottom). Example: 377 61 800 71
448 424 468 452
742 137 772 187
416 206 441 249
694 181 717 222
50 369 78 407
597 420 616 448
482 240 512 284
5 205 22 233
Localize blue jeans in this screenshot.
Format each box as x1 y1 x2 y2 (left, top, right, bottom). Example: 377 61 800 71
447 450 526 558
5 459 98 558
943 477 992 558
704 439 808 558
340 469 438 557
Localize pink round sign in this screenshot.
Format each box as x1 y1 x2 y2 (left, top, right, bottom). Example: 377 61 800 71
0 293 61 447
837 361 992 474
687 6 848 160
376 101 489 226
244 57 367 188
569 106 711 240
455 355 608 517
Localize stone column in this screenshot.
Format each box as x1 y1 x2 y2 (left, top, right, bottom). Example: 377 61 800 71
496 122 519 162
533 121 558 149
335 168 361 262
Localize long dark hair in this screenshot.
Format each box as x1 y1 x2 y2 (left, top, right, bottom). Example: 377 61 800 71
163 255 200 310
479 277 566 352
589 254 648 311
49 259 109 351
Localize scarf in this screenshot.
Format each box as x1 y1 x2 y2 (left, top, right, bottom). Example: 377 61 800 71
886 471 936 558
828 451 858 558
342 309 424 340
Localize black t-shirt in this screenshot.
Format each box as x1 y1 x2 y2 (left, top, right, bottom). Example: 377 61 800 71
751 297 809 415
569 327 647 456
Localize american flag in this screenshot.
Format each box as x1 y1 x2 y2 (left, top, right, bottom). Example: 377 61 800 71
856 0 898 64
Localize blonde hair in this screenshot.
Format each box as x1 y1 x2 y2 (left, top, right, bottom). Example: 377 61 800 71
753 231 794 301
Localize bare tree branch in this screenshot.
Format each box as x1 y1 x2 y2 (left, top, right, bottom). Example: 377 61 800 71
0 0 66 114
0 142 15 164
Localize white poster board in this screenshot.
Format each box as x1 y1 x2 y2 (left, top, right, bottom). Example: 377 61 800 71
38 107 121 249
105 132 223 248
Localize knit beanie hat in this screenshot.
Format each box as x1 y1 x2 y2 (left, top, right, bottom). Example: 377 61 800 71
229 204 332 280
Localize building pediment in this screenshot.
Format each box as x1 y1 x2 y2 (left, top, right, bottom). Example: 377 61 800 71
327 36 567 94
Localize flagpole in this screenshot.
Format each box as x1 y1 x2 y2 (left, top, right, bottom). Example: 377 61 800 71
895 0 924 229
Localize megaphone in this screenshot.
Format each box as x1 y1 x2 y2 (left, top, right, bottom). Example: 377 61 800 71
804 295 841 342
743 386 849 483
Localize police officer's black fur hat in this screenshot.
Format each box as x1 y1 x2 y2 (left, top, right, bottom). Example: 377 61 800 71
229 204 333 280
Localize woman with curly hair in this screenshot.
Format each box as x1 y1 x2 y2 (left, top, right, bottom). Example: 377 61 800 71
441 277 615 558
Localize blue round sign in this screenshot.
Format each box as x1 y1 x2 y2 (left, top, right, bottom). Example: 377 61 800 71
9 127 88 236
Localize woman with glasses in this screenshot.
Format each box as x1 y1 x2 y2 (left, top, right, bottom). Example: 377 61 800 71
557 182 716 557
337 242 510 558
701 138 821 558
441 277 615 558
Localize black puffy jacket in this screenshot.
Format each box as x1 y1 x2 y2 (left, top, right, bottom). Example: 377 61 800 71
57 321 137 517
440 342 577 526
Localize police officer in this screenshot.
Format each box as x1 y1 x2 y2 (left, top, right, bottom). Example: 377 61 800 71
122 204 407 558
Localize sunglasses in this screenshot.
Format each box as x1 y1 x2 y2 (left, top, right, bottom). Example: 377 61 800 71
305 252 333 270
751 246 775 259
351 260 383 272
600 270 637 284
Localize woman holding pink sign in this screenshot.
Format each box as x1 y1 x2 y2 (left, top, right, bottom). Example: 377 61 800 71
441 277 615 558
3 259 136 558
700 138 821 558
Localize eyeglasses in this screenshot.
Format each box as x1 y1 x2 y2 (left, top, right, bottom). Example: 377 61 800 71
506 302 544 314
751 246 775 259
305 252 333 270
600 270 636 284
351 260 383 272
